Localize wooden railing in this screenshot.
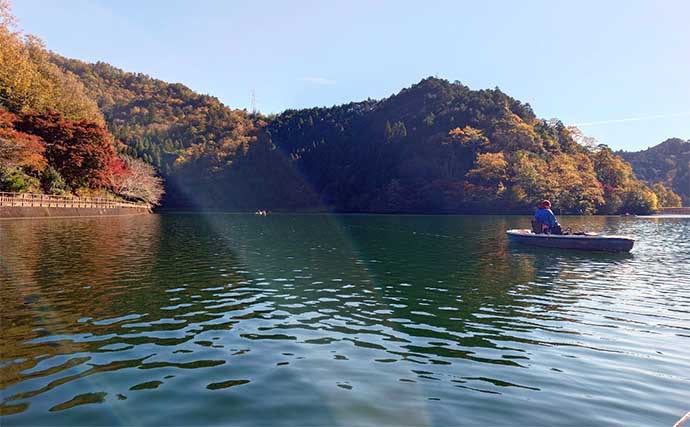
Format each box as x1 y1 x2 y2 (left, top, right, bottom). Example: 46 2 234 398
0 192 149 209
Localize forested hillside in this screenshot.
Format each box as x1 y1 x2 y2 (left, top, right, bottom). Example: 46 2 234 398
0 0 673 214
619 138 689 206
0 1 163 204
52 56 310 209
267 78 621 214
50 56 257 173
53 55 668 214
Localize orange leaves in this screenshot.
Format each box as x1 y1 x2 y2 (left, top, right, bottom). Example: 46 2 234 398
14 110 116 189
0 108 47 171
448 127 464 139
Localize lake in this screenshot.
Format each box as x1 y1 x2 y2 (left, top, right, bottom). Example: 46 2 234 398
1 214 689 426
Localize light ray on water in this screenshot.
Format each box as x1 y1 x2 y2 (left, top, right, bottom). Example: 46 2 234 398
1 214 688 426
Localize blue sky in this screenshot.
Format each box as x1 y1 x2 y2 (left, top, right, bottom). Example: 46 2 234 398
14 0 690 151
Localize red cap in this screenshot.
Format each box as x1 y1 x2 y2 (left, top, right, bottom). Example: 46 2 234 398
541 200 551 208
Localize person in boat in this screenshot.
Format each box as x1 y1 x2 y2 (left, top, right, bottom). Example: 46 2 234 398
532 200 563 234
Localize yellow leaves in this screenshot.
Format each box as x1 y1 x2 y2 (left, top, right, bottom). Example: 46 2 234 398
467 152 508 190
625 182 659 213
548 153 604 213
591 147 635 189
506 184 527 205
504 150 604 213
492 119 541 153
448 125 487 145
0 7 102 123
652 183 682 207
510 151 548 196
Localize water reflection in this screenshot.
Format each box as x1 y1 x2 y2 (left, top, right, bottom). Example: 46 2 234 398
1 214 688 426
2 217 161 388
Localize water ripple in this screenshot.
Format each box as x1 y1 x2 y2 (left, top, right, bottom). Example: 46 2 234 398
1 214 688 426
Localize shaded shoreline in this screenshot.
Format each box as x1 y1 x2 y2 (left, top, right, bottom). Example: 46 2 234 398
0 206 150 219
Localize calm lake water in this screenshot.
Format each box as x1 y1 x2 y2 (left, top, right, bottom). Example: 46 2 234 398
1 214 689 426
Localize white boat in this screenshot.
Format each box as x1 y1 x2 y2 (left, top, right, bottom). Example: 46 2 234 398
506 229 635 252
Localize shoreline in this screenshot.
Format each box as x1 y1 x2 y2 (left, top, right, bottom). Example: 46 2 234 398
0 205 150 219
2 207 687 220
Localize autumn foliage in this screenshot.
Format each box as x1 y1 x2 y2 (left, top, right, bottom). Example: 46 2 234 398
0 1 671 213
0 109 46 171
51 54 665 214
0 107 163 203
619 138 689 206
12 110 115 189
0 2 162 205
0 0 102 123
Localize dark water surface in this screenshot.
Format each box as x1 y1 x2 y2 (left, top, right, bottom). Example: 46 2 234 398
1 214 689 426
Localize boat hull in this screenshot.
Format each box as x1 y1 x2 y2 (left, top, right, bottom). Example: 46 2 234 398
506 229 634 252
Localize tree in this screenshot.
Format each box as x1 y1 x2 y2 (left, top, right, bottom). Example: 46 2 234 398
588 146 660 213
467 152 508 186
40 165 68 194
547 153 603 214
492 114 542 153
384 121 393 143
113 156 164 205
510 151 549 207
0 108 46 171
14 110 116 189
0 165 38 192
622 182 658 214
448 126 488 158
567 126 599 151
592 147 630 188
652 182 682 207
619 138 690 206
0 1 102 122
392 121 407 140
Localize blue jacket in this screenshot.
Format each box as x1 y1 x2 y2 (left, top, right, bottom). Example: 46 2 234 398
534 208 558 228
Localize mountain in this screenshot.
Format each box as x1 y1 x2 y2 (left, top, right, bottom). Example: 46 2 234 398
51 55 663 214
50 56 280 208
49 56 257 171
618 138 689 206
1 1 671 214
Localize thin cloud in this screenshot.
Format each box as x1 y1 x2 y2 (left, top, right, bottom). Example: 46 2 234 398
573 111 690 126
302 76 336 85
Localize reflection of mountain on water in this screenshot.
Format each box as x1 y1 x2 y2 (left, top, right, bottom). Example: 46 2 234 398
1 214 688 426
189 215 584 396
1 216 162 390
